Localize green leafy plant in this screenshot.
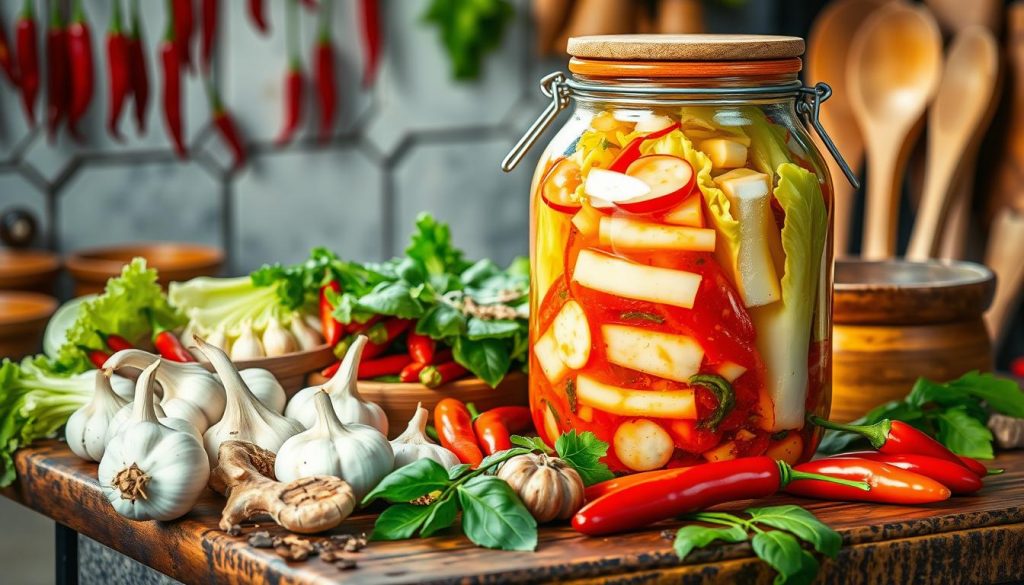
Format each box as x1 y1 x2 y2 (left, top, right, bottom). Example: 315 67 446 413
422 0 514 80
674 506 840 585
512 430 614 486
818 371 1024 459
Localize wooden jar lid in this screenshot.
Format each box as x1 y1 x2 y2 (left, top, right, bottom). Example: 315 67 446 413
567 34 805 61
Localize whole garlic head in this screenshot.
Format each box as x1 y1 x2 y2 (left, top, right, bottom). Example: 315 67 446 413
497 453 585 523
390 403 460 470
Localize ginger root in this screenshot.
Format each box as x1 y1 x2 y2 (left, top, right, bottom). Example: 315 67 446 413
211 440 356 534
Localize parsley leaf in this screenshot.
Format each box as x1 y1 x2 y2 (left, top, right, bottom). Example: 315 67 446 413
555 430 614 486
510 435 553 454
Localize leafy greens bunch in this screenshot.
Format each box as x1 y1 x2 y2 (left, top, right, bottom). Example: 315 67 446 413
819 371 1024 459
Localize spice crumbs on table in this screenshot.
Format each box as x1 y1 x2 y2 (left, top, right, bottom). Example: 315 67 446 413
660 530 675 541
248 531 274 548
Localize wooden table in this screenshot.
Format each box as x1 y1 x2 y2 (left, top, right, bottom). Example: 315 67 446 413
4 442 1024 585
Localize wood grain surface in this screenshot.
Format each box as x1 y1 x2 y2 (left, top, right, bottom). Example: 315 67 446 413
566 34 805 60
4 442 1024 585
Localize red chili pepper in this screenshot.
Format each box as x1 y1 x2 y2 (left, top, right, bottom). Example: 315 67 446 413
207 81 246 169
361 318 413 360
46 0 69 142
97 331 134 352
787 457 951 504
160 0 186 158
127 0 148 135
300 0 318 8
0 11 18 85
829 451 983 495
319 281 343 347
248 0 268 34
278 64 303 145
957 455 1003 477
583 467 693 502
608 122 681 173
399 361 427 383
473 406 532 455
406 331 435 364
67 0 94 141
810 416 967 469
572 457 868 536
15 0 39 125
105 1 130 139
345 314 381 334
321 361 340 378
358 0 380 87
173 0 193 71
86 348 110 369
358 354 412 379
148 309 195 363
435 398 484 466
419 361 468 389
200 0 216 73
313 0 336 143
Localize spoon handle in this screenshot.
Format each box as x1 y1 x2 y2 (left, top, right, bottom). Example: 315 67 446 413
985 207 1024 348
906 148 959 260
862 145 903 259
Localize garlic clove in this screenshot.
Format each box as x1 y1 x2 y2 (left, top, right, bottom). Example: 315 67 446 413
205 326 232 358
161 397 210 436
391 403 460 469
104 348 226 425
230 321 266 361
262 317 299 357
238 368 287 414
289 313 323 351
106 397 167 445
66 369 129 462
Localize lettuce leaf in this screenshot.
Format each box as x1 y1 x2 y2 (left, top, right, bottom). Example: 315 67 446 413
743 107 793 178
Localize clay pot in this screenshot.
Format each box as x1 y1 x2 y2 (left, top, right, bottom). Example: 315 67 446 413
831 259 994 422
0 292 58 359
0 250 60 294
65 242 223 297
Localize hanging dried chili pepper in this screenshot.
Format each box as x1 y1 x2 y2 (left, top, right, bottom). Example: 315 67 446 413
68 0 95 141
160 0 186 157
173 0 193 71
248 0 268 34
277 0 303 145
314 0 336 142
127 0 149 134
206 80 246 169
358 0 380 87
15 0 39 125
200 0 216 73
46 0 69 142
106 0 130 139
300 0 318 9
0 11 18 85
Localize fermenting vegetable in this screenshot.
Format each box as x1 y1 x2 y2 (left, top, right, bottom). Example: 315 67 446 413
390 404 460 470
65 370 128 462
497 453 585 523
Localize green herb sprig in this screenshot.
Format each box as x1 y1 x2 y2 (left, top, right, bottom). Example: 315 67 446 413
674 506 840 585
511 430 615 486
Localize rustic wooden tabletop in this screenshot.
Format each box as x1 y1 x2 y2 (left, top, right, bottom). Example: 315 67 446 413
3 441 1024 585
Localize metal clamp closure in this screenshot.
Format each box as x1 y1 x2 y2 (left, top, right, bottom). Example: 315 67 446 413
501 72 571 172
797 83 860 189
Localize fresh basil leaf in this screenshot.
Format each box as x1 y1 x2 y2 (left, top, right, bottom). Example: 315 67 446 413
747 506 841 558
751 530 819 585
447 463 472 480
949 371 1024 417
357 281 425 319
416 303 467 339
555 430 615 486
457 476 537 551
935 406 994 459
477 447 532 473
673 524 748 560
907 378 967 408
362 459 451 505
419 493 459 538
506 256 530 279
461 259 502 287
511 435 553 454
454 337 511 388
370 503 433 541
467 317 522 340
396 257 426 286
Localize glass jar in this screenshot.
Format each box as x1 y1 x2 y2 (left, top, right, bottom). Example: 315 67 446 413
504 35 857 473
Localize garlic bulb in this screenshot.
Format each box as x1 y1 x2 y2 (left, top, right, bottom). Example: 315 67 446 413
391 403 460 470
66 370 128 462
284 335 388 434
231 321 265 361
104 349 226 426
196 337 303 466
109 374 135 401
262 317 299 357
275 390 394 500
106 399 201 445
98 360 210 521
289 313 323 350
238 368 287 414
205 326 232 357
497 453 585 523
161 398 210 436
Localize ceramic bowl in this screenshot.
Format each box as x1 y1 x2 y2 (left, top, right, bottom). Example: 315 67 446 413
0 250 60 294
0 292 59 359
65 242 223 296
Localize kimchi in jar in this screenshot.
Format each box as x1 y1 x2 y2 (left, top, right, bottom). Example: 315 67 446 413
503 35 859 473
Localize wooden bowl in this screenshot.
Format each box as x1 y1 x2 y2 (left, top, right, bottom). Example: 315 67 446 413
65 242 223 297
200 344 337 394
831 259 995 422
305 371 530 438
0 250 60 294
0 292 58 359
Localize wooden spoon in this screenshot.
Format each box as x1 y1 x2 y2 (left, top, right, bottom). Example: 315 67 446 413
657 0 704 34
555 0 635 55
924 0 1002 36
906 26 999 260
806 0 894 258
848 3 943 259
532 0 574 55
985 207 1024 348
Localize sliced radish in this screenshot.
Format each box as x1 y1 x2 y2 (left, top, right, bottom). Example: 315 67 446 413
541 157 583 214
552 300 591 369
584 168 651 203
588 196 617 214
618 155 697 213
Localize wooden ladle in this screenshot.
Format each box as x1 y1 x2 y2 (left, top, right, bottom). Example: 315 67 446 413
849 3 943 259
985 208 1024 348
807 0 894 258
906 26 999 261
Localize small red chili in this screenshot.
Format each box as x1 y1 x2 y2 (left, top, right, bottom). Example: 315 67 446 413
173 0 193 71
85 347 110 369
572 457 868 536
399 361 427 383
419 361 468 389
358 0 380 87
358 354 412 379
160 0 186 157
200 0 216 73
435 398 484 466
277 61 303 144
313 0 336 143
127 0 149 135
345 314 381 334
406 331 435 364
0 10 18 85
67 0 94 140
472 406 532 455
957 455 1003 477
97 331 134 353
359 319 413 360
583 467 693 502
829 451 983 495
15 0 39 125
207 82 245 169
45 0 69 142
787 457 951 504
810 416 969 470
106 0 130 139
248 0 268 34
319 280 343 347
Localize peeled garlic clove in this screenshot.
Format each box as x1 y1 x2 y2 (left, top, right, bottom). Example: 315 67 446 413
289 313 323 350
231 321 265 361
262 317 299 357
206 326 232 357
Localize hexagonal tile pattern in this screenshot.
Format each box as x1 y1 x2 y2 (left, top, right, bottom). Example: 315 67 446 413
57 159 222 253
0 173 49 247
233 147 384 273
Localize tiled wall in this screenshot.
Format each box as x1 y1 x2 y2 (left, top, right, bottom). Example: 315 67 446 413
0 0 774 277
